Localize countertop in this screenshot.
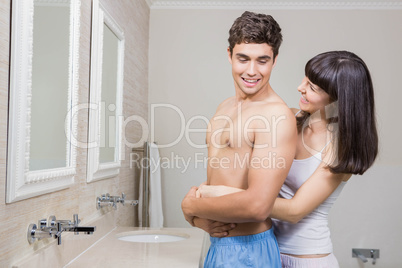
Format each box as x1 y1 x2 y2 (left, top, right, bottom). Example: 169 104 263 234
64 227 206 268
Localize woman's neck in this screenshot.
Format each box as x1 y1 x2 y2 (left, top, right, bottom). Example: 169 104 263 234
307 109 329 134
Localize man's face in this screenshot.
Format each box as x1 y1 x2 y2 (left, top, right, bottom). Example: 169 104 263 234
228 43 276 97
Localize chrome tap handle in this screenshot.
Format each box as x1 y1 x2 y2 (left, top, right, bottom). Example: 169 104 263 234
49 215 72 228
38 218 47 229
371 250 377 265
96 196 102 209
55 222 63 245
48 215 65 233
108 193 124 209
48 215 57 228
100 193 111 202
120 192 138 206
121 193 127 205
73 214 81 235
102 193 110 201
73 214 81 226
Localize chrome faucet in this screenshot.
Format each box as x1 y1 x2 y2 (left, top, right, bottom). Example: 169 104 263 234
28 214 96 245
97 192 138 210
352 248 368 263
352 248 380 265
48 214 95 245
96 193 114 209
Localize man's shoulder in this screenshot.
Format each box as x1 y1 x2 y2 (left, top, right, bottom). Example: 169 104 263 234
215 96 235 111
245 101 296 134
290 107 300 115
252 101 295 119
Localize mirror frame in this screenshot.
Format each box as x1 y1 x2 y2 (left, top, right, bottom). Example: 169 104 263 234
87 0 124 182
6 0 81 203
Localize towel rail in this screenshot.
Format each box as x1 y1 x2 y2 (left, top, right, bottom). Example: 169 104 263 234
132 142 152 227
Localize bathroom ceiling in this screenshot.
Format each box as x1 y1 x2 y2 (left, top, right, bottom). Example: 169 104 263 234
147 0 402 9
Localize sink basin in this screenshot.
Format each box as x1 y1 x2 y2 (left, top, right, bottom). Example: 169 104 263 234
117 230 189 243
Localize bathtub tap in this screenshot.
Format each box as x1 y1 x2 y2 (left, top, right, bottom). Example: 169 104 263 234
48 214 96 245
27 214 96 245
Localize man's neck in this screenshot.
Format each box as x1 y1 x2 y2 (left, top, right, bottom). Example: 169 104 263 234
234 85 274 103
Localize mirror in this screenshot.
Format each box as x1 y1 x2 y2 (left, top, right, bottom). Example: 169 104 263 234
87 0 124 182
6 0 80 203
30 1 71 171
99 23 119 164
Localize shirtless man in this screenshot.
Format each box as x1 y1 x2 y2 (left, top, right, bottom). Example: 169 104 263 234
181 11 297 267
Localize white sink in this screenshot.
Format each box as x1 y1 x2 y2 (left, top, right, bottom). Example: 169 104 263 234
117 230 189 243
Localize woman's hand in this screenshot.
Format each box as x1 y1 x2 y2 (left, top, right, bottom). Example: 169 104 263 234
193 217 236 237
181 186 198 226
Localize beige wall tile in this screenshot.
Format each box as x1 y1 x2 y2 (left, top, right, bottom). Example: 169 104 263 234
0 0 149 266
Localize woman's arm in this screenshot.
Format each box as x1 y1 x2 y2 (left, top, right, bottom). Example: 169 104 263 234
183 184 243 226
270 160 351 224
190 184 242 237
193 217 236 237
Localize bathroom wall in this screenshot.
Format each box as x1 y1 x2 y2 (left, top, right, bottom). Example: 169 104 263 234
0 0 149 266
149 4 402 267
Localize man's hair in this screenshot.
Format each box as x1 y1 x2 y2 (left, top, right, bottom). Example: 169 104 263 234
228 11 282 59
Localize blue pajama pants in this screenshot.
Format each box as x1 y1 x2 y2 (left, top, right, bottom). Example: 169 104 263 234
204 228 281 268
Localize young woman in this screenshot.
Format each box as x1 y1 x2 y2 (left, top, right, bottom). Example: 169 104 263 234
183 51 378 267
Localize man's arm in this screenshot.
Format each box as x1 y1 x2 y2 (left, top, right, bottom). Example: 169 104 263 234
181 106 297 222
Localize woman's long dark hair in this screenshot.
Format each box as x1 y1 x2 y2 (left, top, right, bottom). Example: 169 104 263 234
297 51 378 175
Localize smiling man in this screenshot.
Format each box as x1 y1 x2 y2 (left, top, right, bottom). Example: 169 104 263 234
181 11 297 267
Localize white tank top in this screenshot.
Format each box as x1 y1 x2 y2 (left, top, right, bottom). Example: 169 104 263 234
272 152 347 255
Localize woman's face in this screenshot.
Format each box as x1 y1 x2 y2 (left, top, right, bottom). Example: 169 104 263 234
297 76 331 114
